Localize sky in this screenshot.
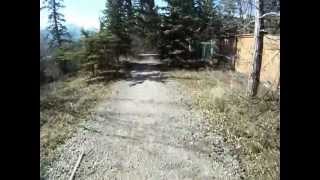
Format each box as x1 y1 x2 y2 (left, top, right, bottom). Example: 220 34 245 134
40 0 168 30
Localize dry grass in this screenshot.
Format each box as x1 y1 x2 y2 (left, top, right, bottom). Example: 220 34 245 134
170 70 280 180
40 71 112 177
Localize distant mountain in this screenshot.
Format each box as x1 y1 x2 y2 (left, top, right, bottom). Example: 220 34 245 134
66 24 99 40
40 29 50 39
40 29 51 49
66 23 82 40
40 24 99 42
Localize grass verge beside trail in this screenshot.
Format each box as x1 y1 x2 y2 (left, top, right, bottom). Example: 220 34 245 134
170 70 280 180
40 71 112 177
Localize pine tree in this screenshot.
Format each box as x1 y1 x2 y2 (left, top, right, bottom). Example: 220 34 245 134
220 0 237 16
82 0 135 70
194 0 221 40
263 0 280 34
43 0 70 48
217 0 239 36
159 0 202 60
130 0 160 51
101 0 133 55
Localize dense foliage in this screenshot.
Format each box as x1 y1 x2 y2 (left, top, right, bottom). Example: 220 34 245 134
40 0 279 83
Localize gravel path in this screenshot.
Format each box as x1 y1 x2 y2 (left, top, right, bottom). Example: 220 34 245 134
45 56 241 180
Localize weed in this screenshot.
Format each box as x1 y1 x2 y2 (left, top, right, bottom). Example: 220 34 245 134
40 71 111 177
171 70 280 179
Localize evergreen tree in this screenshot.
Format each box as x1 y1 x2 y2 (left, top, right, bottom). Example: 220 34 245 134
101 0 133 55
194 0 221 40
131 0 160 51
81 0 135 70
217 0 239 36
263 0 280 34
159 0 209 60
219 0 237 16
43 0 70 48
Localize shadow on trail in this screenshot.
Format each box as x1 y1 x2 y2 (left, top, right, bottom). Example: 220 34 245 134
86 54 231 86
86 63 169 86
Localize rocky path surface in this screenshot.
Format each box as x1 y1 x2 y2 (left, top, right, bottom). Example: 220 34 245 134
45 56 241 180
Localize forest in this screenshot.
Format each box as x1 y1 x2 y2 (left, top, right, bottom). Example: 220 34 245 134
40 0 279 95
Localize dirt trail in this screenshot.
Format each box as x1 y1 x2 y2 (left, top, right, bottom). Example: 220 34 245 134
45 56 241 180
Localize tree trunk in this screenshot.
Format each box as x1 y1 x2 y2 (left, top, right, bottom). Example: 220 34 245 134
276 75 280 96
247 0 264 97
52 0 62 47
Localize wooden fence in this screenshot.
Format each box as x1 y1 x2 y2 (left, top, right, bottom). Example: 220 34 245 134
219 34 280 90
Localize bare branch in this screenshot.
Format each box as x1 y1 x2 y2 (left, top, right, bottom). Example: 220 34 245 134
238 20 255 32
247 0 259 10
260 29 267 33
68 151 84 180
260 12 280 19
264 35 280 41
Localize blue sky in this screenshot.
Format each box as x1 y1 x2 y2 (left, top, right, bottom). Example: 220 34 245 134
40 0 168 29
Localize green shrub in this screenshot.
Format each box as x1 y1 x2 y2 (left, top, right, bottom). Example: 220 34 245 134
53 42 86 74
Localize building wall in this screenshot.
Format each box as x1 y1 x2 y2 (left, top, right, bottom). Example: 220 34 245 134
235 34 280 90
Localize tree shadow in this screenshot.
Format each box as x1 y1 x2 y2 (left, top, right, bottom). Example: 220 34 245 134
86 60 169 86
85 56 234 86
126 70 168 87
85 70 129 85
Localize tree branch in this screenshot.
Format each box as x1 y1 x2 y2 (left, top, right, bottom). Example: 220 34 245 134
260 12 280 19
237 20 255 33
40 6 47 11
264 35 280 41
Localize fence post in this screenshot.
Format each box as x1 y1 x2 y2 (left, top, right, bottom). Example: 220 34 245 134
232 36 238 71
210 40 213 56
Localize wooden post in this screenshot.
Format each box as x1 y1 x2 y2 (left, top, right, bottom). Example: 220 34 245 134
210 40 214 56
232 36 238 71
247 0 264 97
202 43 205 61
276 75 280 96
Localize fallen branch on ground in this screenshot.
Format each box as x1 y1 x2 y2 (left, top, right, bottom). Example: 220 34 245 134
69 150 85 180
